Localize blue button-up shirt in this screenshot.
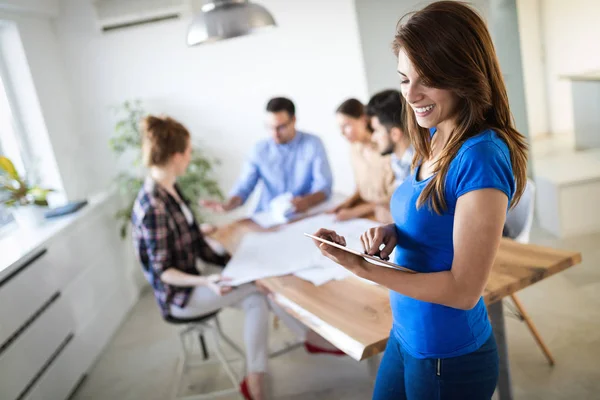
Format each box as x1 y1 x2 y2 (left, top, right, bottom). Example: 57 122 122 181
229 131 333 213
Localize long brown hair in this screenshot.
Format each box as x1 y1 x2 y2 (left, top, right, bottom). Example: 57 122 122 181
393 1 528 214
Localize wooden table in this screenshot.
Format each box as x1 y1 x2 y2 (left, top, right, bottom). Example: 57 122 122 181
213 218 582 399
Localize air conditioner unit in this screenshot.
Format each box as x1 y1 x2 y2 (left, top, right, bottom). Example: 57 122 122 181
92 0 192 32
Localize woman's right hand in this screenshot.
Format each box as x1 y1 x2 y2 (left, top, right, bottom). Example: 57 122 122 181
205 274 233 296
360 224 397 261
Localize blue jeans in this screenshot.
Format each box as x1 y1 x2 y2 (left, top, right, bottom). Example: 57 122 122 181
373 332 499 400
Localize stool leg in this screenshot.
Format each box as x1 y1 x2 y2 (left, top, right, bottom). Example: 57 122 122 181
209 325 242 388
199 334 209 360
179 330 191 368
215 317 245 360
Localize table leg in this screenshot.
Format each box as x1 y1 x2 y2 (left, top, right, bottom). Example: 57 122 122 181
366 353 381 383
488 301 513 400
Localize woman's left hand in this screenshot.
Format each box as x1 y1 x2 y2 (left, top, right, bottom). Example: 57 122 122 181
311 228 371 278
206 274 233 296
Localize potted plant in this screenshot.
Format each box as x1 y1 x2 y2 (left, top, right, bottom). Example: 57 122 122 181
0 156 53 228
109 100 224 239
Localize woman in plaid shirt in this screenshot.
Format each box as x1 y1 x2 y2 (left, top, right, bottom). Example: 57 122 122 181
132 115 342 400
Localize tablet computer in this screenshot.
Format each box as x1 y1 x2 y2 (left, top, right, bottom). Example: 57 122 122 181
304 233 415 273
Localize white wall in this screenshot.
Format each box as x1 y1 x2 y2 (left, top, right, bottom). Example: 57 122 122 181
353 0 415 95
488 0 530 141
516 0 548 138
0 0 59 17
354 0 490 95
54 0 369 202
539 0 600 137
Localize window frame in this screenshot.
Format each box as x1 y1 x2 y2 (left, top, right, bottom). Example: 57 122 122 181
0 43 35 231
0 48 33 176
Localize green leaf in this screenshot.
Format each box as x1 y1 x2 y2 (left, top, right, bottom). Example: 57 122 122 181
0 156 19 180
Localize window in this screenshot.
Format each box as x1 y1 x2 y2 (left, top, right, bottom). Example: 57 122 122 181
0 55 28 230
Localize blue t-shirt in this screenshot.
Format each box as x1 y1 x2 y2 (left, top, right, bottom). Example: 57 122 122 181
390 129 515 359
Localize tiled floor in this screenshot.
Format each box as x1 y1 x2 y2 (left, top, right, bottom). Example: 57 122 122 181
71 224 600 400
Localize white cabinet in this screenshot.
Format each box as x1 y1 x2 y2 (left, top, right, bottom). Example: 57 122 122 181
21 335 81 400
0 297 73 400
0 249 55 347
0 193 141 400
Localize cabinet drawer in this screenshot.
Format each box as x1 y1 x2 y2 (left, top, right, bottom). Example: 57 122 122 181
21 334 82 400
63 249 122 331
0 249 56 347
0 295 73 400
75 281 137 374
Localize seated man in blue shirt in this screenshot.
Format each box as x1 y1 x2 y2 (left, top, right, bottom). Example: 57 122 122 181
203 97 333 215
366 89 414 223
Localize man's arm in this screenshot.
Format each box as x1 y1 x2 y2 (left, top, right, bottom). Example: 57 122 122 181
291 190 327 213
228 150 261 206
292 137 333 213
203 146 261 213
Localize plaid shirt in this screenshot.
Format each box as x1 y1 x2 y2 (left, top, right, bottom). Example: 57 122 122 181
131 178 229 317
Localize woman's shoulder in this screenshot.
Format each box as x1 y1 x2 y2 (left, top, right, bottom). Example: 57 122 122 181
132 179 168 220
446 128 515 200
456 129 510 164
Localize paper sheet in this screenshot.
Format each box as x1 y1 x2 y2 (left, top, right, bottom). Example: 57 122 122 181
222 213 383 286
220 231 313 286
293 215 384 285
250 210 288 229
250 193 345 229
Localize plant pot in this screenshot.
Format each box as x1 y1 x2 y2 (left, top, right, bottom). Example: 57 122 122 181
11 206 47 229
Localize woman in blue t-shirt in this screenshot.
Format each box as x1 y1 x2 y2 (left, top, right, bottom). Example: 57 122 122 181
311 2 528 399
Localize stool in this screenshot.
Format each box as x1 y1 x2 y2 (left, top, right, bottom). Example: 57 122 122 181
166 311 245 400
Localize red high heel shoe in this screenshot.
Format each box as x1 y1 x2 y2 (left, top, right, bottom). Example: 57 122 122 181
240 377 254 400
304 341 346 356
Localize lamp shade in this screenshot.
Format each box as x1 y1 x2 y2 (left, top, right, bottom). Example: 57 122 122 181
187 0 276 46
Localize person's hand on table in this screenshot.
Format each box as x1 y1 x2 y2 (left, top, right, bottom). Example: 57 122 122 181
291 196 311 213
334 208 356 222
200 196 241 213
311 228 372 277
326 202 346 214
200 223 217 235
200 199 226 212
360 224 397 261
205 274 233 296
